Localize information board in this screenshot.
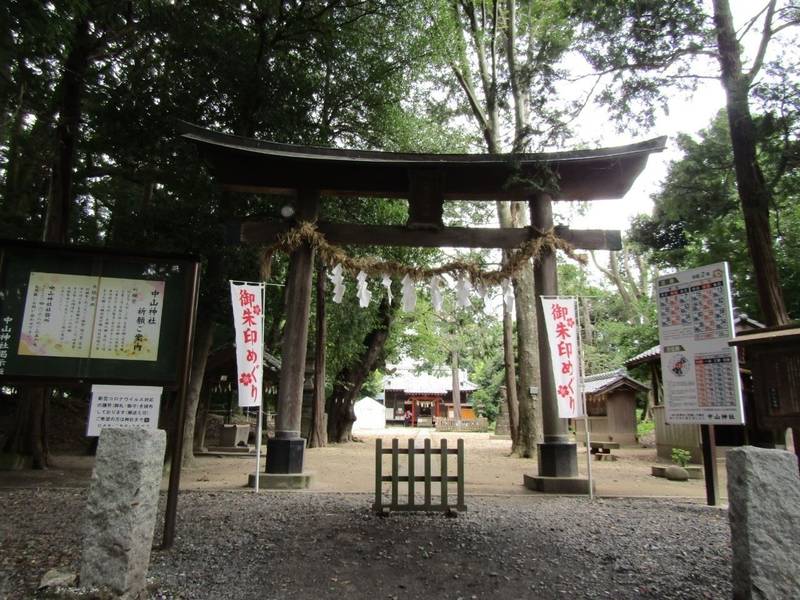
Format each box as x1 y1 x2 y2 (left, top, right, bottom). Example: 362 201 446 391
656 262 744 424
87 384 163 436
0 240 199 386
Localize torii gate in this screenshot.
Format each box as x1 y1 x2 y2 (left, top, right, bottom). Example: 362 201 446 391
182 123 665 492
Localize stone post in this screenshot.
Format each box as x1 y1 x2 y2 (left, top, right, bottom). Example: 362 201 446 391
81 428 166 598
727 446 800 599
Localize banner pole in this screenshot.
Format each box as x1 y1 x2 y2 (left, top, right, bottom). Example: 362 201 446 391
253 282 265 493
576 296 594 500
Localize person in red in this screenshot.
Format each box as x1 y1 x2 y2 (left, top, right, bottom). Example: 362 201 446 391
404 409 413 427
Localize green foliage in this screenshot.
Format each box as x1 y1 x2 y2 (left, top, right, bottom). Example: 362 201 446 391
630 109 800 320
671 447 691 468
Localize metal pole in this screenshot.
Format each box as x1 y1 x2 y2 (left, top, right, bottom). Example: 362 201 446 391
253 282 265 492
575 296 594 500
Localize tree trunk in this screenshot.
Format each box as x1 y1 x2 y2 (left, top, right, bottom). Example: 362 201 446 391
502 304 520 451
451 348 461 422
180 315 215 468
712 0 789 326
308 264 327 448
499 201 542 457
326 299 393 443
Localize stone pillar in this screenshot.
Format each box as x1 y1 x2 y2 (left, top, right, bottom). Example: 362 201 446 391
727 446 800 599
266 189 319 483
524 193 586 494
81 428 166 598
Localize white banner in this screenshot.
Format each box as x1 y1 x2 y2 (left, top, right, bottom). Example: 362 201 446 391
87 384 162 436
541 297 584 419
230 282 265 408
656 262 744 425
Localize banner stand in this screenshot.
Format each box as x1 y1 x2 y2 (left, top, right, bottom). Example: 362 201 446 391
230 280 266 493
576 297 594 500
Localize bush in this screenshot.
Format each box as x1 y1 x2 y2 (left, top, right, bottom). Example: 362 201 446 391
671 448 691 467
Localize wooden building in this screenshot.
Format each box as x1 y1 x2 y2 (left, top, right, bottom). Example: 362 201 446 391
573 369 647 446
384 371 477 427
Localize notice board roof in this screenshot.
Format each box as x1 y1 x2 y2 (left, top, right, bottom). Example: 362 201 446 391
180 123 666 201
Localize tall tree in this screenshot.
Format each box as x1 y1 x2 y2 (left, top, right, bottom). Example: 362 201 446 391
574 0 799 325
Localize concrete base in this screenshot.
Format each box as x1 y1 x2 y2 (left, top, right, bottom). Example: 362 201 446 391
523 474 593 495
266 437 305 474
537 441 578 477
248 472 312 490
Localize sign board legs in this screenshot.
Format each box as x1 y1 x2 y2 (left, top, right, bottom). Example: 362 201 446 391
700 424 719 506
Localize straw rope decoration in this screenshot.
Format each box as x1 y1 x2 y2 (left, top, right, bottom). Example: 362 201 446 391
260 221 587 287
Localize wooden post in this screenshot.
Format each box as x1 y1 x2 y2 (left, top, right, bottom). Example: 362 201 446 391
267 188 319 475
424 438 432 506
391 438 399 508
701 424 719 506
457 438 465 510
440 438 448 507
374 438 382 511
529 193 578 479
408 438 415 506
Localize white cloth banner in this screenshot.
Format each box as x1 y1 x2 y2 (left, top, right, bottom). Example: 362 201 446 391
541 297 584 419
429 275 443 312
230 282 265 407
87 384 162 437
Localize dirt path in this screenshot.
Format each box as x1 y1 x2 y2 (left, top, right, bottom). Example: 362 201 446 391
0 429 726 502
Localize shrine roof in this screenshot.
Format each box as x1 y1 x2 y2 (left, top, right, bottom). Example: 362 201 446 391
180 123 666 201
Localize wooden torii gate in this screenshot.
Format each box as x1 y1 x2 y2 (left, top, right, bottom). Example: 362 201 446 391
182 123 665 492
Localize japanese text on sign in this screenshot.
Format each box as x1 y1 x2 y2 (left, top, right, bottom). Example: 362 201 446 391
656 262 744 425
87 384 162 436
541 298 584 419
230 282 265 408
17 272 164 361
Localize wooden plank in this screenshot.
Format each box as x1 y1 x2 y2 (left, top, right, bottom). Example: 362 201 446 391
374 439 382 511
236 221 622 250
407 438 415 506
440 438 448 507
381 476 459 483
424 438 432 506
457 439 465 510
391 438 399 508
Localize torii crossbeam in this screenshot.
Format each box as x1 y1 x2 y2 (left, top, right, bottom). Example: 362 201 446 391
182 122 665 492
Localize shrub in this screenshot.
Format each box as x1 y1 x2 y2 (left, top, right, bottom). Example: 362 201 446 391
671 448 691 467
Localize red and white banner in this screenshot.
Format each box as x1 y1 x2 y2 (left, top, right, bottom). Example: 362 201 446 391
230 282 265 408
541 297 584 419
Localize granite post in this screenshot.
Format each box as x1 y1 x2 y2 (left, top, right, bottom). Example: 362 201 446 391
81 428 166 598
727 446 800 599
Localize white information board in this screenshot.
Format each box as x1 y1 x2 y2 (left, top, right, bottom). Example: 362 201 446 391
656 262 744 425
541 297 584 418
87 384 162 436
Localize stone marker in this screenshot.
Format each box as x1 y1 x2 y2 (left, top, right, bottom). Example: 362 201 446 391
664 465 689 481
727 446 800 600
81 428 166 599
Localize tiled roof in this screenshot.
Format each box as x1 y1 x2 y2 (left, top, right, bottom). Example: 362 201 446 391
384 371 478 394
583 368 648 396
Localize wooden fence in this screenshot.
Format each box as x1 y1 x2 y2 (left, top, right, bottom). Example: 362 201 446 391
374 438 466 514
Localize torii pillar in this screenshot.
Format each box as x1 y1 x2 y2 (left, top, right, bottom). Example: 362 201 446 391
523 192 588 494
263 188 319 488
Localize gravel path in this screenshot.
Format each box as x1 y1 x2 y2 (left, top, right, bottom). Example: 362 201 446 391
0 489 731 599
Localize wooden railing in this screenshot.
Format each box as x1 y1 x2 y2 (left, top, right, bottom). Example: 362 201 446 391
374 438 466 514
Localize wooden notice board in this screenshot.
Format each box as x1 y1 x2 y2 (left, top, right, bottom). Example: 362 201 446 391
0 240 199 387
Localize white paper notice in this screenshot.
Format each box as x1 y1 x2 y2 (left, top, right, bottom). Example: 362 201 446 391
656 262 744 425
18 272 164 361
87 384 162 437
541 297 583 419
230 282 265 408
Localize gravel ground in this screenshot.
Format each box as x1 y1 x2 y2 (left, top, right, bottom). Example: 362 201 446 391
0 489 732 599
